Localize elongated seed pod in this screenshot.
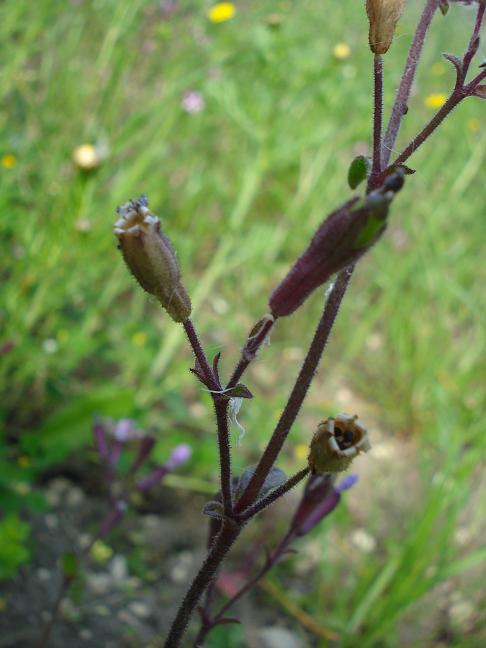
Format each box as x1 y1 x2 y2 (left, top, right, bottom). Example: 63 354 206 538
270 190 393 318
114 196 191 322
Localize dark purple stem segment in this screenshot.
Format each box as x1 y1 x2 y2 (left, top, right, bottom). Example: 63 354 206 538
234 268 354 515
213 400 234 518
384 0 486 172
382 0 439 167
391 66 486 169
183 319 219 391
164 521 242 648
193 531 294 647
227 316 275 389
370 54 383 188
237 467 310 523
463 2 486 77
183 319 233 517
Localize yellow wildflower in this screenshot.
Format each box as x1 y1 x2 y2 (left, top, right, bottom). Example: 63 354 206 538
2 153 16 169
333 43 351 60
294 443 309 462
132 331 147 347
207 2 236 23
424 93 447 110
17 456 30 468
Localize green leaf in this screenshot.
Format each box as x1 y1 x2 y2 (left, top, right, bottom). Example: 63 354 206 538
347 155 371 190
0 514 31 581
61 552 79 579
219 384 253 400
439 1 449 16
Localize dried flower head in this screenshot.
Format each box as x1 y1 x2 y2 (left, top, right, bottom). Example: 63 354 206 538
308 414 370 473
114 196 191 322
366 0 406 55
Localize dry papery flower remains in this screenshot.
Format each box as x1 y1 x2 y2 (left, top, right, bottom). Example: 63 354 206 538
111 2 485 646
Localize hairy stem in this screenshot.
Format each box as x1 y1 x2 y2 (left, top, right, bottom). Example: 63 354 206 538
382 0 439 167
193 531 294 647
389 69 486 171
234 268 354 514
164 521 241 647
370 54 383 187
463 2 485 77
386 4 486 172
227 316 275 388
183 319 233 516
214 400 234 517
183 319 218 390
237 468 310 523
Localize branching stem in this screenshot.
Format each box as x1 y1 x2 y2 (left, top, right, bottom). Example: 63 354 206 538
383 0 439 167
234 269 353 514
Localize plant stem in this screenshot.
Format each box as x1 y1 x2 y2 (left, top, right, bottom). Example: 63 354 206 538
37 576 73 647
385 4 486 172
183 319 219 390
234 268 354 514
382 0 439 167
463 2 485 77
389 69 486 171
237 468 310 523
164 521 242 647
370 54 383 188
227 316 275 388
183 319 233 517
214 400 234 517
193 531 294 647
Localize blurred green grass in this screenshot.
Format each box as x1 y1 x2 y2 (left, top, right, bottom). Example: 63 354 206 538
1 0 486 645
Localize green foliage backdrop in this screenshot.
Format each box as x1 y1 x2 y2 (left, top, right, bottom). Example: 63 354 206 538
1 1 485 644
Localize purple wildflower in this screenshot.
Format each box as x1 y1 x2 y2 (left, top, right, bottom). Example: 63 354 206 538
290 473 358 537
181 90 205 114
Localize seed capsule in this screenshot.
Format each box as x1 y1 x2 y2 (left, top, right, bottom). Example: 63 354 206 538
114 196 191 322
366 0 406 55
308 414 370 473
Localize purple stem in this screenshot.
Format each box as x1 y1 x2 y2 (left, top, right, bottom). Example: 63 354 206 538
183 319 219 391
183 319 233 517
384 0 486 173
227 316 275 389
382 0 440 167
370 54 383 188
390 67 486 169
193 531 294 646
164 521 242 647
463 2 485 77
237 468 310 523
234 268 353 515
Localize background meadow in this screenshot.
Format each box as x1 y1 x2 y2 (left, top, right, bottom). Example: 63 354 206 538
1 1 486 646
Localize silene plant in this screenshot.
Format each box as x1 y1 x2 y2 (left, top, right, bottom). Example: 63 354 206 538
112 2 485 646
